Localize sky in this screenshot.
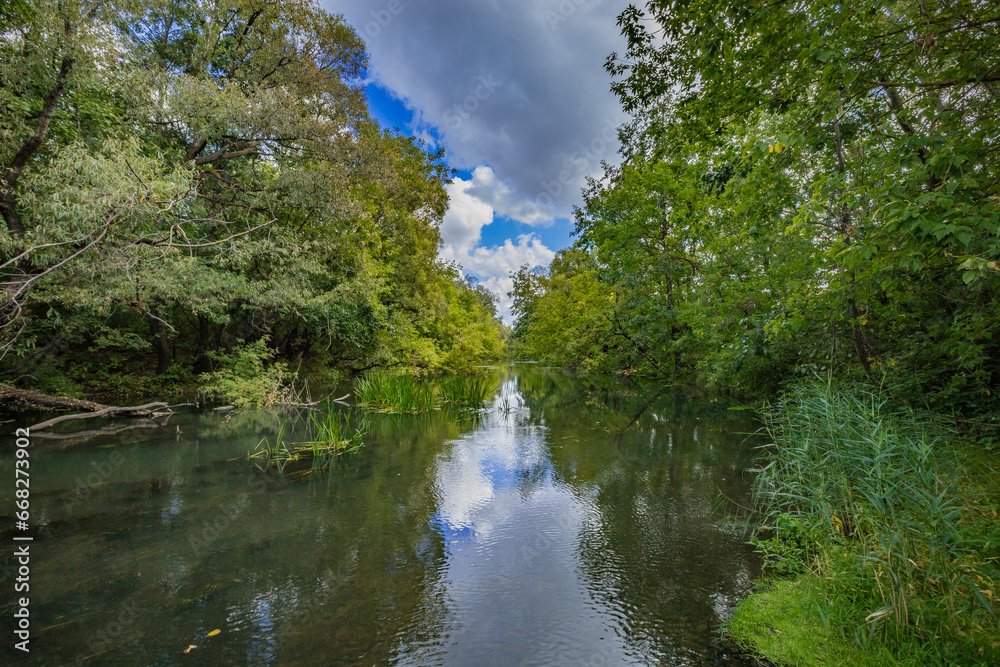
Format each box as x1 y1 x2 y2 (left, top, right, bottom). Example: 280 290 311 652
324 0 631 323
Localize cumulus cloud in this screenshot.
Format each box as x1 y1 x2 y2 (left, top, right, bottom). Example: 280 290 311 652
326 1 625 322
439 172 556 323
329 0 630 219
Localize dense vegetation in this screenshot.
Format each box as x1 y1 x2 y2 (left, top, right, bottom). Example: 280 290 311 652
736 382 999 664
0 0 506 400
510 0 1000 415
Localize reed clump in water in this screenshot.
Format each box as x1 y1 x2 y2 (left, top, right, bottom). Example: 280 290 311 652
355 374 435 413
252 408 365 475
737 381 999 664
437 375 496 407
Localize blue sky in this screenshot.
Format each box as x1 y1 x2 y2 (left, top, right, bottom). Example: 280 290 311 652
365 83 575 254
327 1 630 322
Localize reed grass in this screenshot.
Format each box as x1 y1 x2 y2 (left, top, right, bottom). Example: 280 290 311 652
355 373 435 413
437 375 496 407
741 380 999 663
251 408 365 475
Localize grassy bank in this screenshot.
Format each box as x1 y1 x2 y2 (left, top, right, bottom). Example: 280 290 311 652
729 382 1000 666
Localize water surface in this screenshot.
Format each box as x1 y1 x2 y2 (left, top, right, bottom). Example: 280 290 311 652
1 366 759 665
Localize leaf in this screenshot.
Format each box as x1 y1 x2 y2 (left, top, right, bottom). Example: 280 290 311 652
206 629 222 637
184 645 197 654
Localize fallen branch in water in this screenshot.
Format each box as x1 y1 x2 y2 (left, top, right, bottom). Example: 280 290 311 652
0 385 107 413
31 421 165 447
0 385 177 432
29 402 171 432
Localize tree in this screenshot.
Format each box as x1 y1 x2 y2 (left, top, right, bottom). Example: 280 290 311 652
1 0 505 393
579 0 1000 405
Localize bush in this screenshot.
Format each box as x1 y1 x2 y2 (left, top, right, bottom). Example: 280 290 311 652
200 339 298 408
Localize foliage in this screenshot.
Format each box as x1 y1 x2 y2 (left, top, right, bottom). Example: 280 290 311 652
509 246 617 371
0 0 505 394
747 381 999 659
750 514 826 577
514 0 1000 411
200 339 297 408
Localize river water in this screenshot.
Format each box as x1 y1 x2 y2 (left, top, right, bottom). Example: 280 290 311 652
2 365 760 666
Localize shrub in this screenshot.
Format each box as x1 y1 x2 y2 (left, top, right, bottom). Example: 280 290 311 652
200 339 297 408
750 381 998 653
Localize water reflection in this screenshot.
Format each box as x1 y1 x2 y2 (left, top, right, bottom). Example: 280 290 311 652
393 372 758 666
0 366 758 666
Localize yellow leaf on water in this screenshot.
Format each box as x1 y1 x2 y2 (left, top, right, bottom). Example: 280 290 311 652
183 645 197 654
207 629 222 637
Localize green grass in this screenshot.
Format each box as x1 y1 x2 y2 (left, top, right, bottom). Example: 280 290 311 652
730 578 898 667
733 380 1000 665
356 372 496 413
437 375 496 407
355 373 435 413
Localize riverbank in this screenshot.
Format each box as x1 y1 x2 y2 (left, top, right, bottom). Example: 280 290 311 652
728 382 1000 666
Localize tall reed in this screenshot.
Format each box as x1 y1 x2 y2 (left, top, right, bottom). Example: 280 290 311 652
355 373 435 413
250 408 365 475
437 375 496 407
751 381 997 644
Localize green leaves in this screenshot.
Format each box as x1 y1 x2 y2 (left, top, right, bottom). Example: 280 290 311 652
1 0 503 387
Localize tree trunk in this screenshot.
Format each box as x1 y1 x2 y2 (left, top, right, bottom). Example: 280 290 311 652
150 317 172 374
193 314 212 374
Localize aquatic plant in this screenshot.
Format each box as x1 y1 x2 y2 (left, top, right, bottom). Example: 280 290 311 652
437 375 496 407
306 407 365 455
355 373 435 413
251 408 365 475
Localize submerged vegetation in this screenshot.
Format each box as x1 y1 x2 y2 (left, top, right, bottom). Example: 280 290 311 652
252 408 365 476
733 382 1000 665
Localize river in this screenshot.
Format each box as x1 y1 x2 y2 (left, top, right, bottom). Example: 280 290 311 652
2 365 760 665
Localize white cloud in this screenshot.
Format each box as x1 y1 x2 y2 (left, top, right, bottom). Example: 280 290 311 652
439 173 494 257
439 171 556 324
329 0 630 220
326 1 624 323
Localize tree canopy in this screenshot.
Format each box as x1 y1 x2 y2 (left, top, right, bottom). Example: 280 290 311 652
512 0 1000 411
1 0 506 396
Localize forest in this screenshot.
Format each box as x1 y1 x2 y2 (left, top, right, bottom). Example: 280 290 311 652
0 0 506 403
